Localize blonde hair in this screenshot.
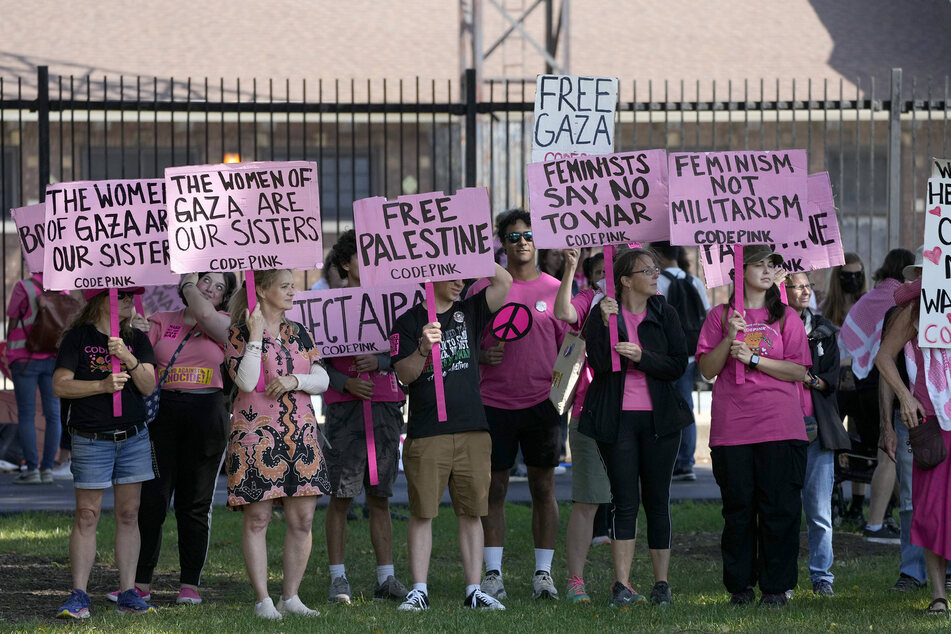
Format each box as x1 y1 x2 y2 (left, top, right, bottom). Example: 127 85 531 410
228 269 299 334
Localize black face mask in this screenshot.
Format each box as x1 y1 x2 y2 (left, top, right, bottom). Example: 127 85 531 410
839 272 864 294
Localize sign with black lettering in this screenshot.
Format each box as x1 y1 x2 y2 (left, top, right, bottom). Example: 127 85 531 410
165 161 321 273
668 150 810 246
532 74 618 163
527 149 669 247
699 172 844 286
933 157 951 179
10 203 45 274
352 188 495 286
43 179 178 291
919 176 951 348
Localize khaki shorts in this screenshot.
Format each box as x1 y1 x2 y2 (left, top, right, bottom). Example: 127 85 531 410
402 431 491 519
568 417 612 504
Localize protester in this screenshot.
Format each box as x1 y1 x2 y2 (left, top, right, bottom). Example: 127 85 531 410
390 263 512 611
6 272 66 484
468 210 566 601
225 269 331 620
311 248 347 290
110 272 236 607
839 248 914 540
580 247 692 606
322 230 407 604
581 251 605 290
553 248 611 603
653 241 711 482
786 272 849 596
53 287 157 618
538 248 566 280
820 252 867 327
875 276 951 614
697 245 810 608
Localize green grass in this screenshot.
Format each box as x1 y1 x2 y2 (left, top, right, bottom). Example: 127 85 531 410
0 501 945 632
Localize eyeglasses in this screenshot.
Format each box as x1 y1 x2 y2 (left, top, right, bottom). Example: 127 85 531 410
785 283 815 292
631 267 661 277
116 291 133 300
505 231 533 244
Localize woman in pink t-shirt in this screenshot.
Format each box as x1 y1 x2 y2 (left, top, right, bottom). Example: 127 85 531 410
579 248 693 607
696 244 811 609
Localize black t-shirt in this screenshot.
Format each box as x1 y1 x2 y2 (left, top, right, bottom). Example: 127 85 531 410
391 289 492 438
56 324 156 432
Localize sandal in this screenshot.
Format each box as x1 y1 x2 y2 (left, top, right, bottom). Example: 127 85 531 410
925 598 949 615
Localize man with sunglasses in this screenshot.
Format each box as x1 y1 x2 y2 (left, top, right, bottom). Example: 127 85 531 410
466 209 576 601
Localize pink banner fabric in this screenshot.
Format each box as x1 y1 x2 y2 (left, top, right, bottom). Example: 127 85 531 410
527 150 670 249
10 203 46 274
839 278 903 381
353 188 496 287
918 177 951 348
700 172 845 287
285 284 425 358
165 161 321 274
42 179 179 291
668 150 810 246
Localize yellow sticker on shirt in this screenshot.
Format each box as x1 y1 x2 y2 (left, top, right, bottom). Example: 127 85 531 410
164 367 213 385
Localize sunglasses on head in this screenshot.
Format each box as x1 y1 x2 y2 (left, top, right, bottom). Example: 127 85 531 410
505 231 533 244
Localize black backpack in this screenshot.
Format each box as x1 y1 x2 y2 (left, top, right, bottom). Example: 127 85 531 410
659 271 707 356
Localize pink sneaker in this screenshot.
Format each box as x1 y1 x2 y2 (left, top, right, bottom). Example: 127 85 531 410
106 587 150 603
176 587 202 605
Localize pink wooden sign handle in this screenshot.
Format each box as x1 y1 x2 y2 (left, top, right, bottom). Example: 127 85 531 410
779 282 789 305
245 271 266 393
362 375 379 486
733 246 745 385
603 245 621 372
425 282 448 422
109 289 122 417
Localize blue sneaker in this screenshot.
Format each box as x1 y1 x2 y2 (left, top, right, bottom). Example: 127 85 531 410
57 588 91 619
116 588 157 614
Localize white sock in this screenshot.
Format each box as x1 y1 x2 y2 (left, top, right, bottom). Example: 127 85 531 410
412 582 428 595
329 564 346 580
484 546 504 573
466 584 480 597
534 548 554 573
866 524 883 531
377 564 395 584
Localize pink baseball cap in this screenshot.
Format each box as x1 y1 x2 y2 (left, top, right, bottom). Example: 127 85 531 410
81 287 145 301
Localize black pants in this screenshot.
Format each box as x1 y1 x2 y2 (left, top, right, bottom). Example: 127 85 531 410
711 440 807 595
136 391 228 586
597 411 680 546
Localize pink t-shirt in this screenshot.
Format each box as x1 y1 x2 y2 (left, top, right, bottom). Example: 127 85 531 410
323 355 403 404
695 304 810 446
621 308 652 411
148 311 226 390
467 273 573 410
799 383 815 418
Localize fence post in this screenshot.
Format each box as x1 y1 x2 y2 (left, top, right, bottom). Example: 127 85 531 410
886 67 902 247
37 66 51 202
465 68 477 188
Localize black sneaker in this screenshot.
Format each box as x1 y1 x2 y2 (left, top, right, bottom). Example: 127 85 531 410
463 589 505 610
812 580 834 596
609 581 646 607
759 592 788 609
890 573 926 592
671 467 697 482
864 524 901 544
649 581 672 605
729 588 755 606
397 589 430 612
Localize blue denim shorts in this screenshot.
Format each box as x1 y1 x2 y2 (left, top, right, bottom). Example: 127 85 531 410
70 427 156 489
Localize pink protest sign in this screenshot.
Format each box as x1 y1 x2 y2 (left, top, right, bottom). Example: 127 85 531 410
353 188 496 287
668 150 810 246
699 172 845 287
919 177 951 348
42 179 179 291
142 284 185 315
286 284 425 358
10 203 46 274
164 161 321 274
527 150 670 248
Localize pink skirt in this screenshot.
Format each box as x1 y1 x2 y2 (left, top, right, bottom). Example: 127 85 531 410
911 428 951 560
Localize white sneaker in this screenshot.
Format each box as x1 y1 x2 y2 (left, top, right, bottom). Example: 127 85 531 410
254 597 283 620
51 461 73 479
277 595 320 616
532 571 559 600
480 570 507 600
464 588 506 610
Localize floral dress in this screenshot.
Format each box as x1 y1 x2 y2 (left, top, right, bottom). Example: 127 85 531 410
225 320 330 507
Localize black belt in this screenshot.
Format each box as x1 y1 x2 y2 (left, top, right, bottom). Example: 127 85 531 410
71 421 147 443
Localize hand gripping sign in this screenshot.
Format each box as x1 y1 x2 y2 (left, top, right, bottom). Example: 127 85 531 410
354 188 495 422
920 176 951 348
44 178 179 415
699 172 845 287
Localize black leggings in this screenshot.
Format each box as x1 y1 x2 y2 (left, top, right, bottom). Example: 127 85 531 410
598 411 680 546
136 390 228 586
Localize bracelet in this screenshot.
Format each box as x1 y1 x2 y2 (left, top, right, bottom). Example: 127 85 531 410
180 281 197 292
417 346 428 358
127 359 140 372
246 341 263 353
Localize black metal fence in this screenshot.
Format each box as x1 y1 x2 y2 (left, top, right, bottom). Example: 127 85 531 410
1 66 949 314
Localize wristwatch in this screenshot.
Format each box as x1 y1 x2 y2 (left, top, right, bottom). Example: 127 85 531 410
747 354 760 370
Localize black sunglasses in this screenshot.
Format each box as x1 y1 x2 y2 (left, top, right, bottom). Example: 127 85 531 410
505 231 533 244
116 291 133 300
839 271 863 278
